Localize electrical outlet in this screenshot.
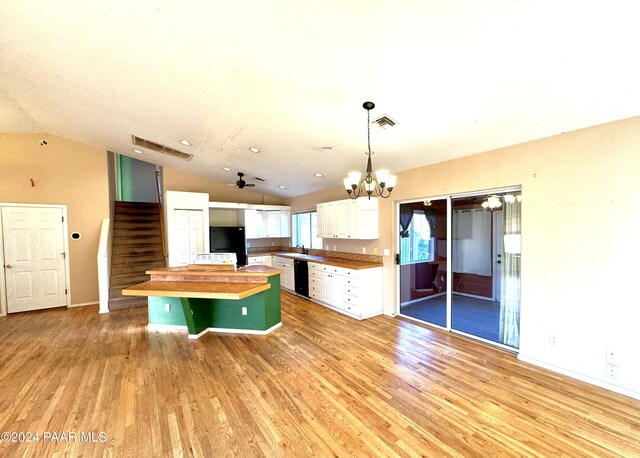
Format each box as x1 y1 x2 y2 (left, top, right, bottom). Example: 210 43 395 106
373 247 378 254
271 242 275 246
362 247 367 254
383 248 390 256
333 245 336 251
605 347 615 361
242 307 247 316
548 334 557 346
324 244 329 250
165 303 171 312
606 363 618 378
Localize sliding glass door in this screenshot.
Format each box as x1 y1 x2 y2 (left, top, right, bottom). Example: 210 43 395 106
398 189 521 350
398 199 448 328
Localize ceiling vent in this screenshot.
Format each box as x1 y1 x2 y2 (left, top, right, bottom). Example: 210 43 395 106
131 135 193 161
372 115 397 129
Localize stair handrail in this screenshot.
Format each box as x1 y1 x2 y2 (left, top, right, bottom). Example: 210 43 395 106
156 171 168 258
97 218 112 313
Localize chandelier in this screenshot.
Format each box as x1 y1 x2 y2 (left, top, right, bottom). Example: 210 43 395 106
343 101 397 199
481 193 522 210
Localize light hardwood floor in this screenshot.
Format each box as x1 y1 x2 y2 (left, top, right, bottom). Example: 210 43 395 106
1 291 639 457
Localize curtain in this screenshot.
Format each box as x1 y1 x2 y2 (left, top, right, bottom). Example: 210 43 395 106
499 194 522 348
423 211 436 234
399 204 414 238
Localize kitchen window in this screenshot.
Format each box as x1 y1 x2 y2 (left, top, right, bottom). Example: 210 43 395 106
292 211 322 249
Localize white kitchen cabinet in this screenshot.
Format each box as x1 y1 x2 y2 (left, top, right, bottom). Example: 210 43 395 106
243 209 266 239
273 256 294 291
284 263 294 290
243 209 291 239
307 261 382 319
316 198 378 239
247 255 272 266
280 211 291 237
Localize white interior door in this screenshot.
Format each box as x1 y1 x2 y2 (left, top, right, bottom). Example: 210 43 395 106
173 209 203 266
2 206 67 313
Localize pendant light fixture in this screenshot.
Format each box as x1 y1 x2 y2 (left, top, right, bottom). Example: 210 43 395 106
343 101 397 199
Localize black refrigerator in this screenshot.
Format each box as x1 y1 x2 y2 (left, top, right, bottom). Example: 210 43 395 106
209 226 247 267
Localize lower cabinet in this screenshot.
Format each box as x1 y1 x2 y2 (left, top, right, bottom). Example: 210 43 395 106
273 256 294 291
308 262 382 319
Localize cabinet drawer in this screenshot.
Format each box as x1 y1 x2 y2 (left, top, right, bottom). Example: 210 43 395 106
343 294 360 306
309 262 322 271
309 276 322 286
343 268 359 278
309 270 322 279
310 283 322 293
342 302 361 317
343 277 359 288
321 264 343 275
343 285 358 297
310 290 322 300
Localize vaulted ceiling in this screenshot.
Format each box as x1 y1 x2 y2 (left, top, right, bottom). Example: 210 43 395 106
2 1 639 198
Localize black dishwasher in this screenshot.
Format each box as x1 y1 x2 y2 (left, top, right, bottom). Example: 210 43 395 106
293 260 309 297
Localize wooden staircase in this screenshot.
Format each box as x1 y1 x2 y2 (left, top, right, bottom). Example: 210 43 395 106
109 201 166 311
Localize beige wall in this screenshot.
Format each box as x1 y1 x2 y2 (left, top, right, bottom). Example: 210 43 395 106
0 133 110 307
163 168 286 205
289 116 640 398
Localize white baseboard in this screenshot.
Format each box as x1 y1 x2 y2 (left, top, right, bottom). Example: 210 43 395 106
69 301 98 308
148 322 282 340
518 354 640 401
148 324 188 332
188 328 209 340
208 322 282 335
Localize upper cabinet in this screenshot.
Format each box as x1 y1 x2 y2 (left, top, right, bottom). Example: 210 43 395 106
317 198 378 239
241 208 290 239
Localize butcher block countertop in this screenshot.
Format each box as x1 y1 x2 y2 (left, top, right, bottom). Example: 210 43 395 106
122 280 270 300
122 264 282 300
256 252 383 270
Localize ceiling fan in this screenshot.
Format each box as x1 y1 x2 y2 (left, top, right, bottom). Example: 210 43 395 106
227 172 256 189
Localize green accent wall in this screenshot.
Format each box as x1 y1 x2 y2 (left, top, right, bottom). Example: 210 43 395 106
148 296 187 326
147 275 282 336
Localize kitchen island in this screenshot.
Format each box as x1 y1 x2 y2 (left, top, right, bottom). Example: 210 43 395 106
122 264 282 339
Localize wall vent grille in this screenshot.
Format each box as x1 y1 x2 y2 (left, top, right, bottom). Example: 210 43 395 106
131 135 193 161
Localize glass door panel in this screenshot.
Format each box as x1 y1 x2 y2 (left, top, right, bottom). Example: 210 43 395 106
450 192 521 349
398 199 448 327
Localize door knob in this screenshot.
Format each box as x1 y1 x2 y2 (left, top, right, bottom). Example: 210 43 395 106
5 265 12 269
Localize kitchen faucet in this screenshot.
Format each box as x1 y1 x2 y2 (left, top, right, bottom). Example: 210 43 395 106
296 244 309 255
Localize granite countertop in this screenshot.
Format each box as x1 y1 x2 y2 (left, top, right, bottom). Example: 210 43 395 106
253 251 383 270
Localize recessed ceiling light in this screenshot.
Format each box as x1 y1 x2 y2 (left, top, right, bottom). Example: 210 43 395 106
223 167 232 171
249 147 260 153
279 185 286 189
179 139 191 146
133 149 143 154
314 173 323 177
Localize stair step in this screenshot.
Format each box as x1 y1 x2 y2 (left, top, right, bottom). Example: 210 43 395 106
114 214 161 223
111 256 165 267
113 220 162 229
112 236 163 246
110 274 151 288
111 262 165 276
108 296 148 311
112 246 164 256
113 228 162 238
115 201 159 208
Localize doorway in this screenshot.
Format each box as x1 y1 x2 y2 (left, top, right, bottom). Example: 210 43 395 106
397 189 521 350
1 205 70 314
